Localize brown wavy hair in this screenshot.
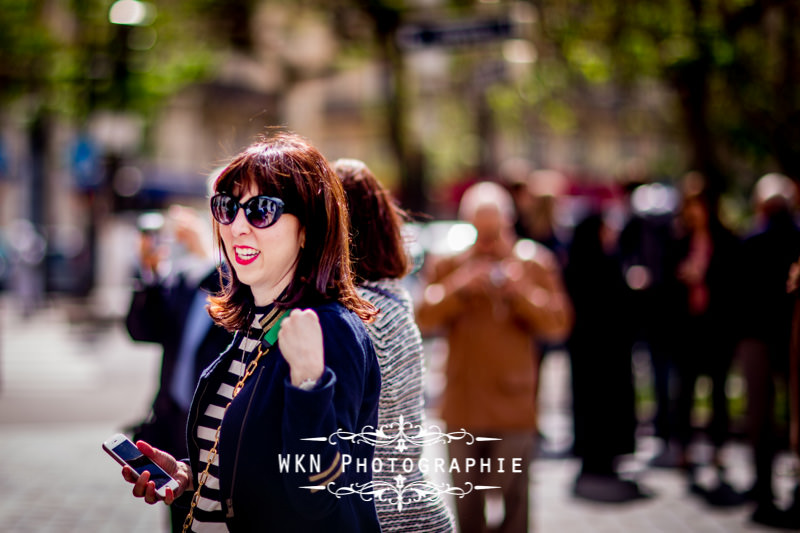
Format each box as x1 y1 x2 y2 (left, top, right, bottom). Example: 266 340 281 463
208 132 376 331
333 158 410 283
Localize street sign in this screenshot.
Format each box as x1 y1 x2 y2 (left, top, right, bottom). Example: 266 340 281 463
397 18 514 50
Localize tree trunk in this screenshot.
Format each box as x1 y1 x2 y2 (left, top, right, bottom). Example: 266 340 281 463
772 2 800 179
377 24 427 214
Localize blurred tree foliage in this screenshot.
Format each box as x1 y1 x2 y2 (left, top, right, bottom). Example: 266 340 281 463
331 0 427 211
6 0 793 201
527 0 800 191
0 0 233 120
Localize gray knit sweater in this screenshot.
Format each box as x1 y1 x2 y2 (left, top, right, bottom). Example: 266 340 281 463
358 279 455 533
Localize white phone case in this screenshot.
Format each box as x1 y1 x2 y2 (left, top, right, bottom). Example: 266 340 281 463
102 433 179 498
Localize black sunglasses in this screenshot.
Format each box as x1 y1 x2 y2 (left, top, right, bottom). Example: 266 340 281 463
210 193 285 229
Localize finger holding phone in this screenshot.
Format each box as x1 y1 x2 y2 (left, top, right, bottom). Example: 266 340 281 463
128 441 192 505
104 434 192 506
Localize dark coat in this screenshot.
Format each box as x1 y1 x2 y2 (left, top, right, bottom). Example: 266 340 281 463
670 220 741 370
565 214 637 461
185 301 382 532
738 212 800 366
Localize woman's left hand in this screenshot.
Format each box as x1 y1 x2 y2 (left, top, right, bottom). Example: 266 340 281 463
278 309 325 387
122 440 192 505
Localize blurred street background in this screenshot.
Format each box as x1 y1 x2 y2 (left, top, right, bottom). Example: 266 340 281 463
0 294 790 532
2 0 800 532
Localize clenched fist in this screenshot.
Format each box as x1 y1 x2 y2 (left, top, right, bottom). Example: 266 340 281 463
278 308 325 387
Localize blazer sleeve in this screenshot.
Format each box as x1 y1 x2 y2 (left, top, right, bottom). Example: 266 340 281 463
279 305 380 519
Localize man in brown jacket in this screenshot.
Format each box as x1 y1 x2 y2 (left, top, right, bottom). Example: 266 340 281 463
417 181 573 533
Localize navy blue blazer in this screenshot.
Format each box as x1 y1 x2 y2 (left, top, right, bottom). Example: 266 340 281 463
185 300 382 532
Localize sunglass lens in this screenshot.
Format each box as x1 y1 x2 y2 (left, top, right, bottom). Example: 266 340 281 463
245 197 283 228
211 194 237 225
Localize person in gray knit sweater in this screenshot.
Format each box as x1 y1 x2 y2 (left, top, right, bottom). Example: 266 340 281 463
335 159 455 533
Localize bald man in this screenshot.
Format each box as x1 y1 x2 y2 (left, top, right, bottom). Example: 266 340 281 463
417 181 572 533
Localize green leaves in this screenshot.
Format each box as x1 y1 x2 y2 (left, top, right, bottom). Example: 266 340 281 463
0 0 220 118
531 0 800 183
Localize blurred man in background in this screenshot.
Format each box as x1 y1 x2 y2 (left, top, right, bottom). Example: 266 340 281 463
416 181 572 533
737 174 800 528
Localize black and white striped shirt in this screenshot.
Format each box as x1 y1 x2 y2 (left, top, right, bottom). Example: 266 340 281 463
189 308 280 533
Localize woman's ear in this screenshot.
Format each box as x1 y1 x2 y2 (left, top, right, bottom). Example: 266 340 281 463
299 227 306 249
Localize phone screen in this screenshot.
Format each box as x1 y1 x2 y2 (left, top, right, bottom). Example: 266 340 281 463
111 439 173 489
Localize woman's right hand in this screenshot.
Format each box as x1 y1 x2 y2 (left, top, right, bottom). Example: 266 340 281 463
122 440 193 505
279 309 325 388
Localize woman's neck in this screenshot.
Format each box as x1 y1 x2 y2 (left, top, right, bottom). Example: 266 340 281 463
251 275 293 307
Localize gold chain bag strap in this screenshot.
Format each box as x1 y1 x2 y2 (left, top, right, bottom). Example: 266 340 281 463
183 309 289 533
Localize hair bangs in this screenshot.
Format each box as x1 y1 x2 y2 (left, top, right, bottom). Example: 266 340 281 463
214 147 303 217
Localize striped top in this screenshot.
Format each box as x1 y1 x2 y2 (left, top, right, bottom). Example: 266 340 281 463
188 308 280 533
358 279 455 533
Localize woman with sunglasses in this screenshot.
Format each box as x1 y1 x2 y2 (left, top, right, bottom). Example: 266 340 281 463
121 132 382 533
334 159 456 533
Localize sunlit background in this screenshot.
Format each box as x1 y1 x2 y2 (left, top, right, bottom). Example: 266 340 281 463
1 0 797 309
1 1 799 531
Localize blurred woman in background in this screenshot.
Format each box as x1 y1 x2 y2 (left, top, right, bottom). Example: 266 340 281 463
672 172 741 504
335 158 455 532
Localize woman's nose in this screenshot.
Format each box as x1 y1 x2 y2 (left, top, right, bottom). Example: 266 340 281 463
230 207 251 235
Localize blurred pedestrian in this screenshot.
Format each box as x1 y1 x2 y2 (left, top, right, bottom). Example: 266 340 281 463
335 158 455 533
507 168 571 457
564 212 648 502
671 172 741 502
416 181 572 533
125 205 234 532
508 169 569 265
119 132 382 532
617 182 682 466
735 173 800 527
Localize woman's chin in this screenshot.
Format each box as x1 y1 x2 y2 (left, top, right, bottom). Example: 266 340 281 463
232 269 259 289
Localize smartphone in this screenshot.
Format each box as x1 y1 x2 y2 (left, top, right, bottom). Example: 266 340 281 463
102 433 179 499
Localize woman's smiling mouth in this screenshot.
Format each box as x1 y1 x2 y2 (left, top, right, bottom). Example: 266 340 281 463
234 246 261 265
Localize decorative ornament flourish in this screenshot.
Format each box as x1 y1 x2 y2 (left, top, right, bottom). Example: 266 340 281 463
301 414 500 452
299 480 500 512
